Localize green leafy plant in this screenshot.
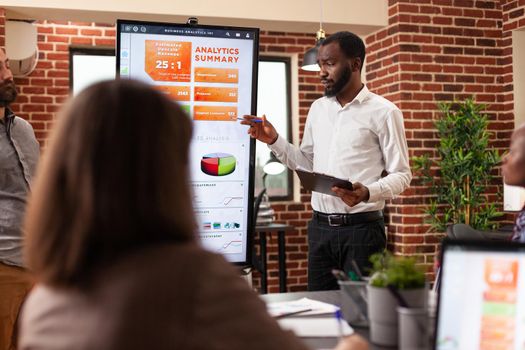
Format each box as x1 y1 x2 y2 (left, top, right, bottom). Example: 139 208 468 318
368 251 426 289
412 98 502 232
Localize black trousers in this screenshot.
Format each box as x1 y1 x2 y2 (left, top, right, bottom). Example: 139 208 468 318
307 214 386 291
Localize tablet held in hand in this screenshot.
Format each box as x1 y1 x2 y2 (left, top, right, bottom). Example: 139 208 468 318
295 169 353 196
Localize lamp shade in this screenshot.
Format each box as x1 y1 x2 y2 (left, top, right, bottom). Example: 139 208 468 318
5 20 38 77
263 153 286 175
301 42 321 71
301 29 325 71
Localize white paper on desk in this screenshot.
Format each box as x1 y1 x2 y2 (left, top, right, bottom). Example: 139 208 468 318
278 317 354 338
267 298 339 317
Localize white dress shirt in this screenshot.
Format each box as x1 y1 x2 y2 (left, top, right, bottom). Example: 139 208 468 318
269 85 412 214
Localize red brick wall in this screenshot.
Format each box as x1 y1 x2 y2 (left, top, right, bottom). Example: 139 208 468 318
247 32 335 292
258 34 323 291
0 9 5 48
5 20 116 145
364 0 522 273
2 1 523 292
0 15 321 292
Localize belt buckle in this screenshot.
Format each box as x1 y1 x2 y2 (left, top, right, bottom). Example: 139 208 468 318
327 214 343 227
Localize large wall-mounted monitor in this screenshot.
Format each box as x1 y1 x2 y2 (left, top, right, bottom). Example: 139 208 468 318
116 19 259 265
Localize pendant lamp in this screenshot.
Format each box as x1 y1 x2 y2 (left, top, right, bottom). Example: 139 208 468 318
301 0 326 71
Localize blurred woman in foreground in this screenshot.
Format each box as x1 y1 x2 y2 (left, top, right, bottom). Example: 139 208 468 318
18 80 367 350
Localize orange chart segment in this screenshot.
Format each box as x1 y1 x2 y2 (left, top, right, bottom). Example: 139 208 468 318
194 87 238 103
194 106 237 121
194 67 239 84
155 85 191 102
145 40 192 82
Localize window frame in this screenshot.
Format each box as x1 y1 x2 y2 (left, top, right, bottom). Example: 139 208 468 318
69 46 115 93
258 55 293 201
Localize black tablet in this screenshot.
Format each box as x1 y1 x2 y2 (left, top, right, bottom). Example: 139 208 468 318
296 169 353 196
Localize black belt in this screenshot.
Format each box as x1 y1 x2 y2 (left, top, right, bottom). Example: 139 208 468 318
313 210 383 227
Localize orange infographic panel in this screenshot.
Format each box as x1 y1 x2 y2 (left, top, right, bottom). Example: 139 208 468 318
194 106 237 121
479 259 519 350
145 40 191 82
154 85 191 102
485 259 518 288
194 87 238 103
194 67 239 84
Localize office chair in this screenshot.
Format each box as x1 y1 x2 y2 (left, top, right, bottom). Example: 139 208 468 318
446 223 512 241
446 224 485 240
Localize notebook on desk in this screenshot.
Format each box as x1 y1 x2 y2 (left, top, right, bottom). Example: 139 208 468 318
435 239 525 350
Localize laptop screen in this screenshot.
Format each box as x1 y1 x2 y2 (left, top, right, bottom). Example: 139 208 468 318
435 240 525 349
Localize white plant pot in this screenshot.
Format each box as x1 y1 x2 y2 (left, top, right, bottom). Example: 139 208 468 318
367 285 428 346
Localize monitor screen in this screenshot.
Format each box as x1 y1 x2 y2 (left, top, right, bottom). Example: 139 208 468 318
436 240 525 349
116 19 258 265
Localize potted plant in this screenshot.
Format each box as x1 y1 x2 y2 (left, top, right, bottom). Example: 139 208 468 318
412 98 502 232
367 251 427 346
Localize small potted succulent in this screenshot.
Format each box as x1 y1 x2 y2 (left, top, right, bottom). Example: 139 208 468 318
367 251 428 346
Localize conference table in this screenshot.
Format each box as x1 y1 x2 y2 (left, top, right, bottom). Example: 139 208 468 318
261 290 402 350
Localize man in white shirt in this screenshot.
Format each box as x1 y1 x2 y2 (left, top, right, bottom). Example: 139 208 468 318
243 31 411 290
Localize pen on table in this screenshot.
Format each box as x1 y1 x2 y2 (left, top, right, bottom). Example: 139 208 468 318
386 284 409 307
350 259 364 281
237 117 263 123
335 309 344 339
348 271 360 281
275 308 312 319
332 269 349 282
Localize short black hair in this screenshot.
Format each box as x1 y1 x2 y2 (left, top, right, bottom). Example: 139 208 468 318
322 31 366 71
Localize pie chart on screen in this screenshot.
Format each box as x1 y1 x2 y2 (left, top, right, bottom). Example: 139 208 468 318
201 153 236 176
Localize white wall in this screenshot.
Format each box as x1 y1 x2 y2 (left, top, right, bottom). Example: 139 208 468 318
3 0 387 34
513 30 525 128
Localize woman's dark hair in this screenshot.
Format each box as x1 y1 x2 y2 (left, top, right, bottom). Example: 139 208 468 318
24 79 196 286
322 31 366 71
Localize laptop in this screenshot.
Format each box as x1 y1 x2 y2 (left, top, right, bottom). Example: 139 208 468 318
435 239 525 350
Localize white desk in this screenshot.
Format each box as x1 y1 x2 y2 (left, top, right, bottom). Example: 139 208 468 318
261 290 398 350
